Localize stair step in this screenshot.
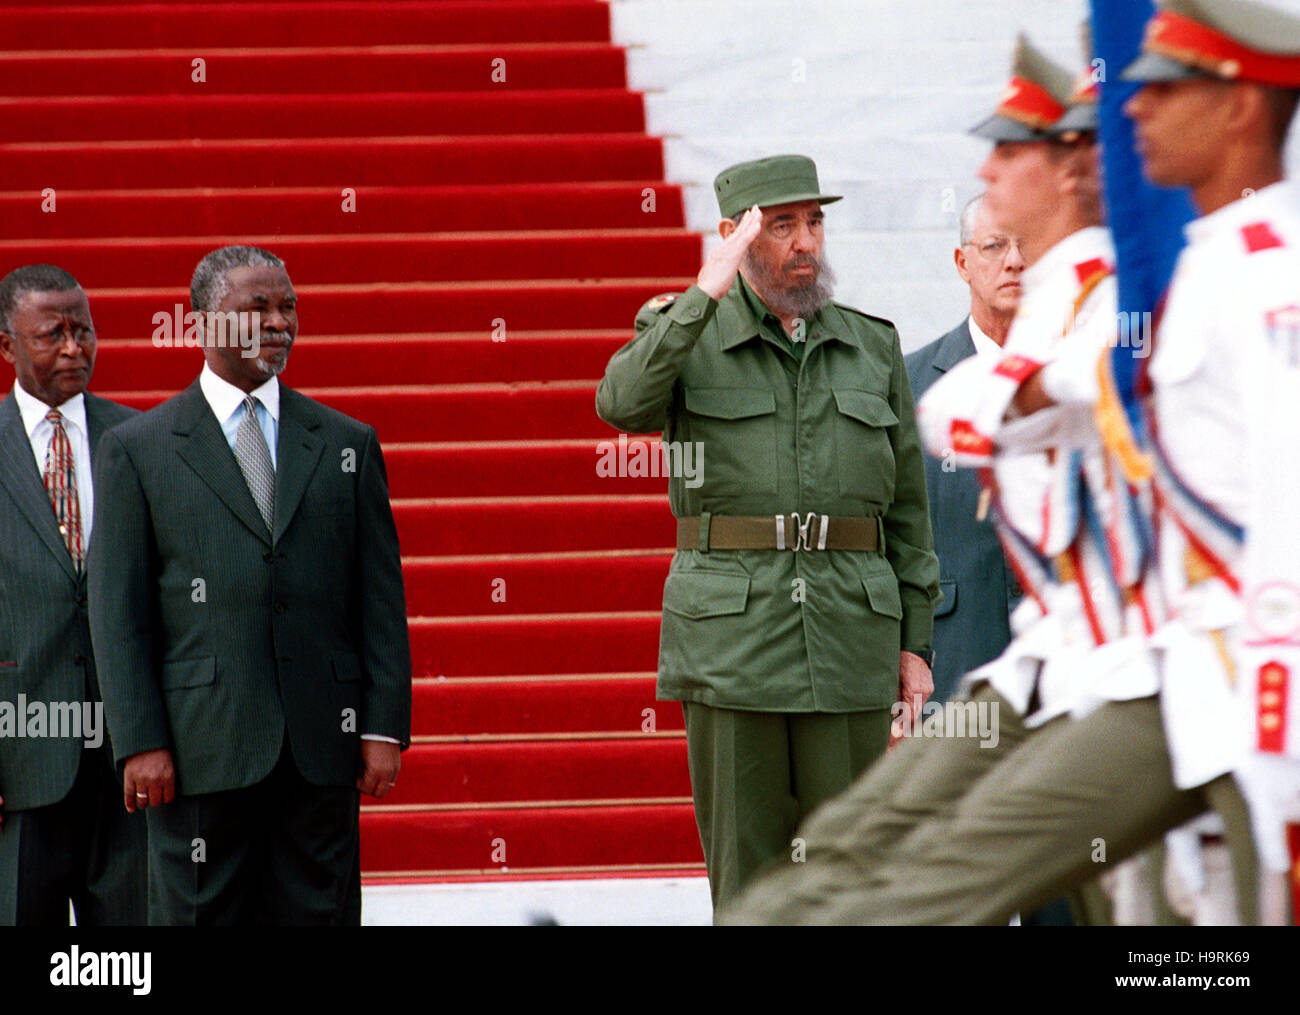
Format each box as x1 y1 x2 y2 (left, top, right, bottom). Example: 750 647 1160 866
385 737 689 806
385 439 670 497
0 43 628 97
360 801 702 872
402 550 671 614
2 134 662 190
0 182 685 238
9 231 700 287
411 672 679 736
91 333 630 390
11 2 610 51
84 278 693 337
3 89 644 143
393 495 672 555
410 610 662 677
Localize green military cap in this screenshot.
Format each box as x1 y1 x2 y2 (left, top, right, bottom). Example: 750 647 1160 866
1121 0 1300 86
1056 22 1100 137
971 33 1075 142
713 154 842 219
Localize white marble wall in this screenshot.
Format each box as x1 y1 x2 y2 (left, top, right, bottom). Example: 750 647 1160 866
612 0 1300 351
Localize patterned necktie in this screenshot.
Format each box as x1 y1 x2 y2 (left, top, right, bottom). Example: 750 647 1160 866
234 395 275 531
43 408 84 569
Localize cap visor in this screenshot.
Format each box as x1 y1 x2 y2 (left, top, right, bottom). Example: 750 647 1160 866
1120 51 1203 83
749 192 843 211
1053 104 1097 134
969 114 1049 143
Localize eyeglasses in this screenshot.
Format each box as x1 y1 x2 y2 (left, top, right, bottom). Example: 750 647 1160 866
964 236 1023 261
22 325 95 351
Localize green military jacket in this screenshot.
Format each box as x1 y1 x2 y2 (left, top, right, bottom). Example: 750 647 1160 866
595 277 939 712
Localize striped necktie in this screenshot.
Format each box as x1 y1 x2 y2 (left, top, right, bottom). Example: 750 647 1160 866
43 408 84 569
235 395 275 531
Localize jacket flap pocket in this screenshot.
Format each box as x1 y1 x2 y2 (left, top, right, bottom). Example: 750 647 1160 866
833 389 898 428
684 387 777 420
160 656 216 690
934 579 957 618
331 651 363 683
862 572 904 620
663 571 751 620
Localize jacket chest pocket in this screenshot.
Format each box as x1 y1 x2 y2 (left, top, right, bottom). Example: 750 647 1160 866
832 388 897 502
683 387 779 496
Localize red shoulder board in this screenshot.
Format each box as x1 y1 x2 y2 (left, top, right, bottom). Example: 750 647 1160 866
1074 257 1111 286
992 354 1042 384
1257 660 1290 754
950 419 994 457
1242 222 1284 253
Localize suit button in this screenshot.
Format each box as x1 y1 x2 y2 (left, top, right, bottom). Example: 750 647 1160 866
274 602 287 614
73 654 86 665
76 594 88 608
263 551 274 563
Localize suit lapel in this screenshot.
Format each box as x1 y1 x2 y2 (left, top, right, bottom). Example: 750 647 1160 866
0 392 80 582
932 319 978 374
84 391 112 461
173 382 275 547
272 388 324 544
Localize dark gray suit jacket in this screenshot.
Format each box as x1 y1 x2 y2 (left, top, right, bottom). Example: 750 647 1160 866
904 320 1020 702
0 389 137 811
87 380 412 796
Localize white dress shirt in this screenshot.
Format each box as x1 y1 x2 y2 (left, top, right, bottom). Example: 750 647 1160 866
198 362 280 466
966 315 1002 358
13 381 95 546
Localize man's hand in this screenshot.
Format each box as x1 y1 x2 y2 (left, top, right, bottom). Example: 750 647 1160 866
123 748 175 813
890 651 935 748
697 205 764 300
1010 368 1055 417
356 740 401 800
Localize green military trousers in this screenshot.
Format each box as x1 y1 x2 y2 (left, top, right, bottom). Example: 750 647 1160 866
681 702 892 914
717 684 1030 922
721 694 1259 925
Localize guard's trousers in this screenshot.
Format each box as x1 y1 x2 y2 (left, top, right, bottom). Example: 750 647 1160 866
722 693 1259 924
681 702 891 914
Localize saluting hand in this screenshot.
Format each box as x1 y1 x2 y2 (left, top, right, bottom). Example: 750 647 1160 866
697 205 764 301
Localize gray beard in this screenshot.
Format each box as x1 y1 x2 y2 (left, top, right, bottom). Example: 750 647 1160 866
742 249 836 320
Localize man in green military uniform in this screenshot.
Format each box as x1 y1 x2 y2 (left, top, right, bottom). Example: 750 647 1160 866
595 154 940 912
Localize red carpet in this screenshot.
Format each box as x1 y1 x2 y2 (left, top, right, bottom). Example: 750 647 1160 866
2 0 703 881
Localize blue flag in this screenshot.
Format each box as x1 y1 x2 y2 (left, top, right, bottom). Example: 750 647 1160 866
1089 0 1197 427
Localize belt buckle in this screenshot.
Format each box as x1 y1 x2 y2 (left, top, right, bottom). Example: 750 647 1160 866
777 512 829 551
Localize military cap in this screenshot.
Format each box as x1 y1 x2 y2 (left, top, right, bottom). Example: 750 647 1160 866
1121 0 1300 86
1056 22 1100 137
713 154 841 219
971 34 1075 142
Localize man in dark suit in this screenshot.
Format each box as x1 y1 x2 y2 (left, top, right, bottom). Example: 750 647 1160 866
88 245 412 925
904 194 1023 703
0 264 146 925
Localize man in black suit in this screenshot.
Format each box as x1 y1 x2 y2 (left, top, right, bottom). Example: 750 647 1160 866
88 245 412 925
0 264 145 925
904 194 1023 703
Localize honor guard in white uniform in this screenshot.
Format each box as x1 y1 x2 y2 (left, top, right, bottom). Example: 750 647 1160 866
728 2 1297 924
722 38 1162 925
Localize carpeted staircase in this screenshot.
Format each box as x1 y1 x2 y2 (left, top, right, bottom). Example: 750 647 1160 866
1 0 705 881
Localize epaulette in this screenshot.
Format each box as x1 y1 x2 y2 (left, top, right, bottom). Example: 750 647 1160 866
831 301 897 332
1242 222 1285 254
640 292 683 315
1073 257 1112 286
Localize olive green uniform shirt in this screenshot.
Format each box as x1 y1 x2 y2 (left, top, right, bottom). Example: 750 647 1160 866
595 278 939 712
